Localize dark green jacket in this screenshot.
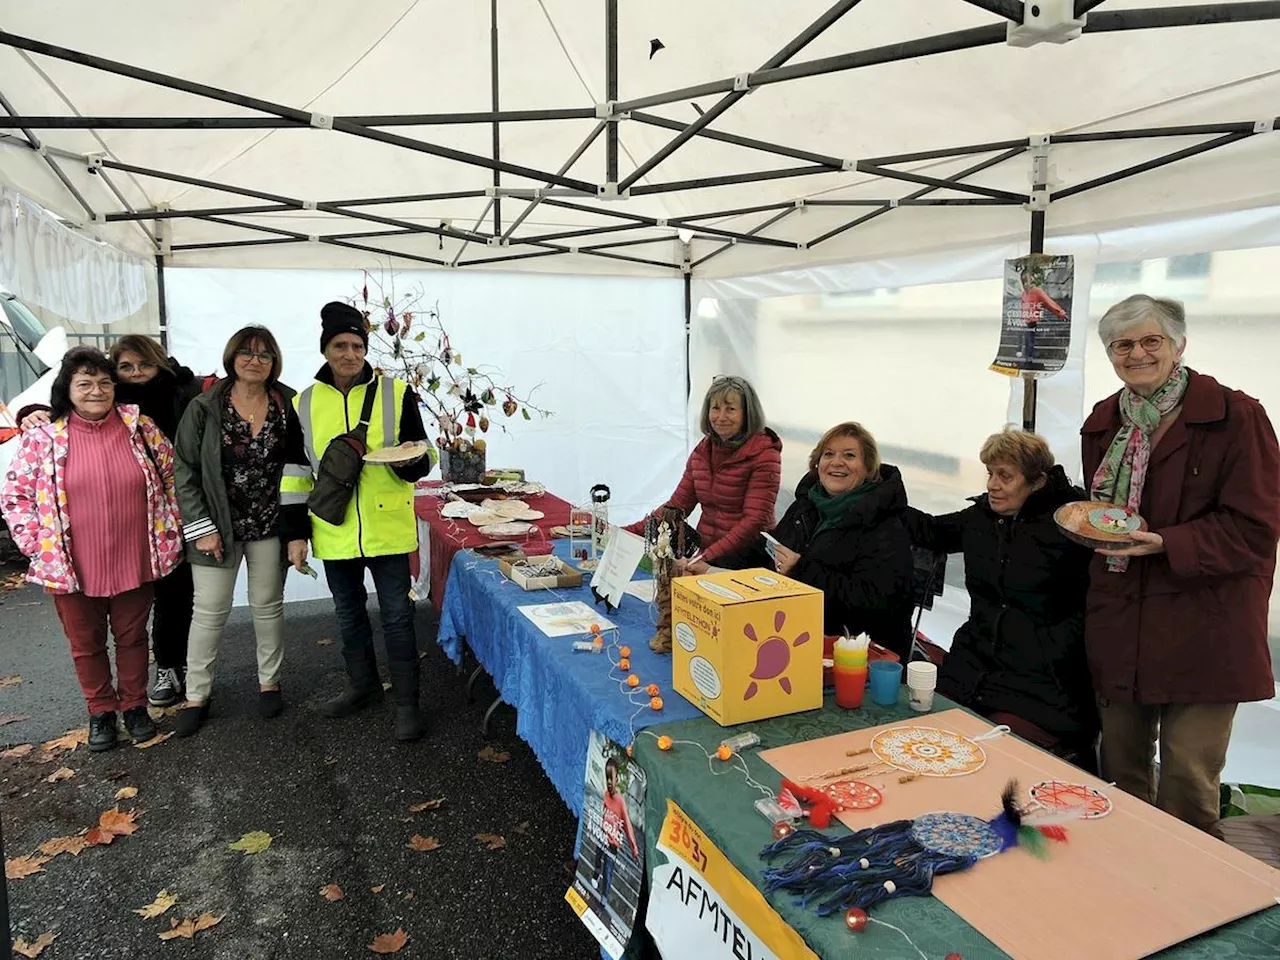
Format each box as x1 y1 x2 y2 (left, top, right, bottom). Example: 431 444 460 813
173 379 303 569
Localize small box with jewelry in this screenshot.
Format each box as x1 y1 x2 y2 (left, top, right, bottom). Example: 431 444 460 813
499 555 585 591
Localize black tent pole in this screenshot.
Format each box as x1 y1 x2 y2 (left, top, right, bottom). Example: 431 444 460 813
155 253 169 351
490 0 501 235
605 0 618 186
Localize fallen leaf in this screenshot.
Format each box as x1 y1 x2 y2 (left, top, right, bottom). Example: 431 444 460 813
115 786 138 800
227 830 272 854
45 767 75 784
98 806 141 837
406 834 441 852
5 854 50 880
158 912 223 941
2 744 34 759
134 731 174 750
0 713 29 726
477 746 510 763
148 704 185 719
513 820 531 835
402 891 415 901
38 835 87 858
41 728 88 754
370 883 386 895
474 832 507 851
324 756 339 765
133 889 179 919
407 798 445 813
368 928 408 954
84 827 115 847
319 883 344 902
11 932 58 958
317 636 334 646
0 675 23 687
103 767 129 781
1 572 26 590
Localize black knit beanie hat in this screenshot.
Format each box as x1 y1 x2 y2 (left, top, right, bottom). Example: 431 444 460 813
320 301 368 353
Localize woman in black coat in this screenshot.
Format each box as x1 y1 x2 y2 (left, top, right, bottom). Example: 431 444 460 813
772 422 915 661
902 428 1097 767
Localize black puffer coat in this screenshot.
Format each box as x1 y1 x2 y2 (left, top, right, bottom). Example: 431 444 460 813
114 360 201 441
901 466 1096 741
774 465 915 661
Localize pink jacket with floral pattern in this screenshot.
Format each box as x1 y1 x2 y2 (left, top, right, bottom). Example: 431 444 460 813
1 404 183 595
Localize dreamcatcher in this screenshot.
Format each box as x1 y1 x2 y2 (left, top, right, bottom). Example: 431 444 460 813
760 780 1070 917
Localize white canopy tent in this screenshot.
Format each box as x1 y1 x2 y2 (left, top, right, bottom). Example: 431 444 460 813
0 0 1277 281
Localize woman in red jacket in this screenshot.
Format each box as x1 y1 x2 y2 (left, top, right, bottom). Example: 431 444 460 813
627 376 781 573
1082 294 1279 833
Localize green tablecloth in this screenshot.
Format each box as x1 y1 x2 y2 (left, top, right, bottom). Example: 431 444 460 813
633 692 1280 960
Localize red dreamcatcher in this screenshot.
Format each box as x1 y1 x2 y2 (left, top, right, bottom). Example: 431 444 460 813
1028 779 1112 819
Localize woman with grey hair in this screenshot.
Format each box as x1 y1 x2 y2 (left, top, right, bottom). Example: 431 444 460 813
1081 293 1279 833
625 375 781 573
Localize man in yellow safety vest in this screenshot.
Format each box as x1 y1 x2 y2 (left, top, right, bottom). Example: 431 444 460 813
280 301 436 741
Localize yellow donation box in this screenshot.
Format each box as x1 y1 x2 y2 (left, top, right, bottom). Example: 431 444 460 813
670 569 824 726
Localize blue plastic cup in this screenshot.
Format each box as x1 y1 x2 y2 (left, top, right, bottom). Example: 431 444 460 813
868 660 903 706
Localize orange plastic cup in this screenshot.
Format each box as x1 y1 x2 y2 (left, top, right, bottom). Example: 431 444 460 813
833 664 868 709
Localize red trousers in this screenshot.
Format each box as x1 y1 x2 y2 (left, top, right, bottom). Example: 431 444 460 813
52 584 154 715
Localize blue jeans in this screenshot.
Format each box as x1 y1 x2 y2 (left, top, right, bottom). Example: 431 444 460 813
323 553 418 664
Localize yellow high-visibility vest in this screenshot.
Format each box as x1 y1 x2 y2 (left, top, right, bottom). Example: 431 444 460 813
281 375 419 560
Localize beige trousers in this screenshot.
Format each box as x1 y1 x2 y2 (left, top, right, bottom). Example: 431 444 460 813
185 539 284 702
1099 700 1237 833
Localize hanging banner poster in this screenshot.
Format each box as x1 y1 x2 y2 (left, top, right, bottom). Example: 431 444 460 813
565 731 647 959
646 799 819 960
990 253 1074 377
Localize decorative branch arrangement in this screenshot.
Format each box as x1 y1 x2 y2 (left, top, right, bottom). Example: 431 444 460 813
346 268 551 457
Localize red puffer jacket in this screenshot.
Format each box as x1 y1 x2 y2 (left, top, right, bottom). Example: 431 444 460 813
627 429 782 564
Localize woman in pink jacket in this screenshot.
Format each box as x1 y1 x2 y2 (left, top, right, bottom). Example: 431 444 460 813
1 348 183 752
627 376 782 572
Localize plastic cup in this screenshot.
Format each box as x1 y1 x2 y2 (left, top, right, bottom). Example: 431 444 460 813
867 660 903 706
833 664 868 709
906 661 938 713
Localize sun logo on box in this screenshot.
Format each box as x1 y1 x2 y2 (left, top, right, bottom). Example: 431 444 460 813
743 609 810 700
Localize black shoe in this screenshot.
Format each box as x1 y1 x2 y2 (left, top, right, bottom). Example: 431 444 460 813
320 647 384 719
88 712 119 752
388 660 425 742
123 706 158 744
149 667 184 708
258 688 284 719
174 701 210 738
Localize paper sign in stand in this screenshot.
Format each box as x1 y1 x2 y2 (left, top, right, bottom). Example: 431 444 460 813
589 526 645 613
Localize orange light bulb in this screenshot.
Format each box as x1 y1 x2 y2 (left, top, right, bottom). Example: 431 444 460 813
716 745 733 761
650 696 664 711
657 735 673 751
626 674 640 688
618 645 631 658
619 658 631 671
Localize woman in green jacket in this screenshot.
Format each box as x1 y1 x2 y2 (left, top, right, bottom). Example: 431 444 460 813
171 326 306 736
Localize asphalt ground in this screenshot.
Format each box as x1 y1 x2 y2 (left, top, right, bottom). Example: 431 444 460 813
0 564 602 960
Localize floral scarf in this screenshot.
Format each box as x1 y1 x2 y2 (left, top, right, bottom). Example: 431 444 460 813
1089 362 1189 572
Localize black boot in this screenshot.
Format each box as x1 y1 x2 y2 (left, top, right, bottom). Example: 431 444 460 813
88 712 119 752
387 659 424 742
320 646 384 719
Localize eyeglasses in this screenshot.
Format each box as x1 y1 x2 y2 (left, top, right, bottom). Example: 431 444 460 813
712 374 748 387
235 349 275 364
116 361 157 375
1107 334 1167 357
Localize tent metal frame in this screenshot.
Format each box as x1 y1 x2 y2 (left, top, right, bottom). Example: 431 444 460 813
0 0 1277 412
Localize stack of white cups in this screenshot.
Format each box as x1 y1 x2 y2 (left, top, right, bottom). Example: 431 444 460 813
906 661 938 713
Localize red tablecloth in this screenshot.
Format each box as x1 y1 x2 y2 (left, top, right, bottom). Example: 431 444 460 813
412 484 574 611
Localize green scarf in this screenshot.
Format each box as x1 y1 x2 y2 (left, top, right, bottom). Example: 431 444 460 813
807 479 877 535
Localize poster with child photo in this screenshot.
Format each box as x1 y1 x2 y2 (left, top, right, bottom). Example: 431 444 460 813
565 730 647 959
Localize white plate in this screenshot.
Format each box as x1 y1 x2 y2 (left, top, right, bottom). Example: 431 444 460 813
440 500 482 519
363 442 431 464
480 521 533 537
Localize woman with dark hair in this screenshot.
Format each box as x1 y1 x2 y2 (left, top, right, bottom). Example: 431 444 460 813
172 326 303 736
625 375 782 572
2 347 183 751
772 422 915 661
21 333 202 708
902 428 1097 770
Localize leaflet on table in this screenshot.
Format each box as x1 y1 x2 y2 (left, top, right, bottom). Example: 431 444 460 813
646 799 818 960
565 730 647 959
623 579 657 603
517 601 615 638
590 526 646 609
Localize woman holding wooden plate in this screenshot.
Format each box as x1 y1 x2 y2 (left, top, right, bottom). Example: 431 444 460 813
1081 294 1280 833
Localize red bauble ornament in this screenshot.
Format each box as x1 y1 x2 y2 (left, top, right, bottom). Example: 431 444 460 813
844 907 868 933
945 954 962 960
771 821 794 841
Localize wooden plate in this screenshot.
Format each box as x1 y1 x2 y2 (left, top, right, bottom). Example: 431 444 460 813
363 442 431 464
1053 499 1148 550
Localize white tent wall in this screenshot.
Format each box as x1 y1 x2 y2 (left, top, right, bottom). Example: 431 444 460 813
164 267 687 605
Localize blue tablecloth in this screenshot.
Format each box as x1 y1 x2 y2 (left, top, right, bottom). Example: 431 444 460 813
436 540 704 815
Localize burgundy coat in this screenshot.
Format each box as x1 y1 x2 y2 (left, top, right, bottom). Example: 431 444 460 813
626 429 782 565
1081 369 1279 705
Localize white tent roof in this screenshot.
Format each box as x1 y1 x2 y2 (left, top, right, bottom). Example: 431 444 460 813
1 0 1277 277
